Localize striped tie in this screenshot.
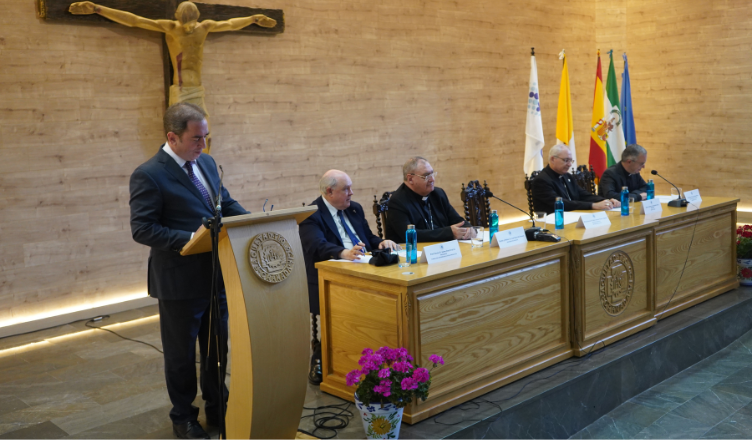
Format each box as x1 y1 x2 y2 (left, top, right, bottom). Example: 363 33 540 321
184 161 214 210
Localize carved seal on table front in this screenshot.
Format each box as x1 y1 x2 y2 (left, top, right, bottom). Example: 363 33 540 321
599 251 634 316
248 232 294 284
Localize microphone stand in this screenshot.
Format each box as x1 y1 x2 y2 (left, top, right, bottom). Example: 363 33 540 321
651 170 687 207
202 166 227 439
484 190 548 241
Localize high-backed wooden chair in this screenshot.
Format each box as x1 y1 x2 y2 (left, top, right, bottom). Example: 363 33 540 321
524 171 541 217
574 164 597 195
461 180 492 227
372 191 393 239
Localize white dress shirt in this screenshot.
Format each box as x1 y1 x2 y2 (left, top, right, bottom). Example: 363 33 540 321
162 143 215 202
322 197 362 249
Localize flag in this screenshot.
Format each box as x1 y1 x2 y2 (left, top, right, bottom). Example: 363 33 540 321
524 53 545 176
621 52 636 145
603 50 626 167
589 50 607 178
556 50 576 170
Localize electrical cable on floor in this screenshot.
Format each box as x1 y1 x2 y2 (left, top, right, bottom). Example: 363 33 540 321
85 315 164 353
298 402 353 439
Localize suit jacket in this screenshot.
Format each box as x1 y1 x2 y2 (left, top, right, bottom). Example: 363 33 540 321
299 197 383 314
531 165 605 213
129 147 248 300
385 183 466 243
599 162 648 201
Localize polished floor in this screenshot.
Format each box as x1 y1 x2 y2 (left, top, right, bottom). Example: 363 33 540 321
1 304 751 439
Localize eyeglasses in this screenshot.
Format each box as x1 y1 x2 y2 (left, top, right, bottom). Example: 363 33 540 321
555 156 574 165
409 172 437 181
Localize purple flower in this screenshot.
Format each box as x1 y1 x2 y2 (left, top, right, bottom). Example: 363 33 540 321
413 367 430 383
393 361 413 373
346 369 362 387
401 377 419 391
374 380 392 397
376 346 399 362
358 354 384 372
361 347 374 356
429 354 445 366
378 368 391 379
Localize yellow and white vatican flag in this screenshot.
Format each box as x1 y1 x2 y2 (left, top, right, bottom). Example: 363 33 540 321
556 49 577 171
523 50 545 176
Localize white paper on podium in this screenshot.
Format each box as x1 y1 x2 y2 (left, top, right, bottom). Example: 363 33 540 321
544 212 582 226
330 255 373 264
419 240 462 264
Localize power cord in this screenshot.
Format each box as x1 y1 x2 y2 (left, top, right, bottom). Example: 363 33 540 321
298 402 353 439
85 315 164 353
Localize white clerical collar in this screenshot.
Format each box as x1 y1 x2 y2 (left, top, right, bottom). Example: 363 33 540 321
422 196 428 201
162 142 188 168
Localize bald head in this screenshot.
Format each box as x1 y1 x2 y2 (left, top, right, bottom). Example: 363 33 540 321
319 170 353 210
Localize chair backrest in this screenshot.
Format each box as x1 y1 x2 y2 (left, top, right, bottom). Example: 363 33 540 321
573 164 597 195
461 180 492 227
524 171 541 217
372 191 393 239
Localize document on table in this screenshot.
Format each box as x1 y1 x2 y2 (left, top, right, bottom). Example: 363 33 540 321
544 212 582 226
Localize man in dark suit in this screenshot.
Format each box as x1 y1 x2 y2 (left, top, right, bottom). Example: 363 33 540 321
129 102 248 439
599 144 649 201
532 144 620 213
385 156 472 243
299 170 399 385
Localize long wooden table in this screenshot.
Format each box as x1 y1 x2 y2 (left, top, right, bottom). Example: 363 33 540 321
315 196 739 424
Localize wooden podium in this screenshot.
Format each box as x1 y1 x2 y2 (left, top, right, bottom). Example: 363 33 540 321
181 206 317 439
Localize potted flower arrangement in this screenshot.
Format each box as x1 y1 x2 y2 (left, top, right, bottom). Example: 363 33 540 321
737 225 752 286
346 346 444 439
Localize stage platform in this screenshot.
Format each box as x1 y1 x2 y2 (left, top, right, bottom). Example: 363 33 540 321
384 287 752 439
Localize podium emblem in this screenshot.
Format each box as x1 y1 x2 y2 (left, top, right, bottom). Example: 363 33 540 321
599 251 634 316
249 232 295 283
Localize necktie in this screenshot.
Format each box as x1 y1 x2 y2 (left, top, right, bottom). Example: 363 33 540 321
183 161 214 210
337 210 361 248
559 175 572 200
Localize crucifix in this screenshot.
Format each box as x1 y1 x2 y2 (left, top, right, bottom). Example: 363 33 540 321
37 0 284 152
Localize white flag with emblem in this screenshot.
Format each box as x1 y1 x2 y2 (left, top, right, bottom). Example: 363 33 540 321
524 54 545 176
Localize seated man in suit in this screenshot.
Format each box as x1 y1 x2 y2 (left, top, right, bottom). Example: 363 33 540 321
599 144 649 201
385 157 473 243
299 169 399 385
532 144 620 213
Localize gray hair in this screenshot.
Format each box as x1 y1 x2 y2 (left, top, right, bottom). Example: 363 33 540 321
548 144 570 160
163 102 206 137
402 156 428 181
622 144 647 162
319 170 346 195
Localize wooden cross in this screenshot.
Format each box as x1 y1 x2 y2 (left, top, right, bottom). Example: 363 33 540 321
36 0 284 108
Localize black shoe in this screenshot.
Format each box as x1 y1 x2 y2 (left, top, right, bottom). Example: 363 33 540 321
308 358 323 386
173 420 210 439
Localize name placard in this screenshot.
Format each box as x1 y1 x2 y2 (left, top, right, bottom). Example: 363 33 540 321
490 227 528 249
684 189 702 205
576 211 612 229
640 198 663 215
419 240 462 264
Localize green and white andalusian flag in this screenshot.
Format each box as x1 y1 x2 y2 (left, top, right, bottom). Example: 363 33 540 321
603 51 626 166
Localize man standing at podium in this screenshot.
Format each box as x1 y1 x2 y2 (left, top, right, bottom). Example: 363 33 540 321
299 170 398 385
129 102 248 439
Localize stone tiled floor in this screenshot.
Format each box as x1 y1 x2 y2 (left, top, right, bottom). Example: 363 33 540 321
0 306 362 439
571 328 752 439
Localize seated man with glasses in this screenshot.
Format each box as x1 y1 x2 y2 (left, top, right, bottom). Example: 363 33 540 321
385 156 473 242
598 144 649 201
532 144 620 213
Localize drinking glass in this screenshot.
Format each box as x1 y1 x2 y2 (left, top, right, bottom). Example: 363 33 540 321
535 211 547 230
471 227 484 248
628 196 636 214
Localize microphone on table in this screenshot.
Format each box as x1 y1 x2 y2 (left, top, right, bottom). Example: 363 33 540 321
650 170 687 207
483 190 561 242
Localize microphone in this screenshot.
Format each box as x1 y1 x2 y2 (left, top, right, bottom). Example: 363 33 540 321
650 170 687 208
214 165 224 214
484 190 560 242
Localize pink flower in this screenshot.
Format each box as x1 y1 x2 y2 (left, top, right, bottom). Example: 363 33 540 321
346 369 362 387
742 268 752 278
429 354 445 365
358 354 384 372
401 377 418 391
376 346 398 362
393 361 413 373
374 380 392 397
413 367 430 383
362 348 374 356
378 368 391 378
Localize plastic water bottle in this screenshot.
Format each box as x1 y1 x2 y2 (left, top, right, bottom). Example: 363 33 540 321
554 197 564 230
621 186 630 216
489 210 499 241
406 224 417 265
647 179 655 200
